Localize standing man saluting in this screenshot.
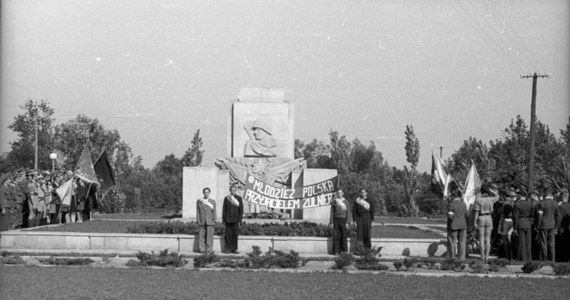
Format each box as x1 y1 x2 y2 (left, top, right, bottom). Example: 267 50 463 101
223 184 244 254
353 188 375 250
196 187 216 253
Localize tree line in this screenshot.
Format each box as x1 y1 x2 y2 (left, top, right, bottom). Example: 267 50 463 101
2 99 569 216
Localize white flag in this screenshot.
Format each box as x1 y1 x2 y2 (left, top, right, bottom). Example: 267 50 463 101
462 163 482 208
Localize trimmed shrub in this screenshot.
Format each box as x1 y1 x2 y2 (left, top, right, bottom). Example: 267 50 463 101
246 247 304 269
39 257 94 266
403 258 418 270
552 263 570 276
469 261 487 273
521 262 542 274
134 249 188 268
355 263 389 271
193 251 220 268
1 255 25 265
440 259 465 272
417 258 438 269
333 253 355 270
127 221 351 238
487 258 509 272
393 261 404 271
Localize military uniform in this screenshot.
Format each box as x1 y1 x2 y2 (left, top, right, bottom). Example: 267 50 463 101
558 201 570 262
447 197 468 260
513 197 534 262
537 196 560 262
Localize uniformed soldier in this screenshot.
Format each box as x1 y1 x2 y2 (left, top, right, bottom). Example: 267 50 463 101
514 190 534 262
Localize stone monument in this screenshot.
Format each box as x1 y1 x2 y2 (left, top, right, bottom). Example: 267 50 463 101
182 88 336 223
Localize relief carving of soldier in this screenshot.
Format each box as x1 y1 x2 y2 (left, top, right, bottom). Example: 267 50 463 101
244 119 277 157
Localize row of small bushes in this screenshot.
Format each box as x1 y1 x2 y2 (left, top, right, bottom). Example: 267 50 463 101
127 221 358 238
127 249 188 268
521 261 570 276
193 246 305 269
393 258 510 273
333 244 387 271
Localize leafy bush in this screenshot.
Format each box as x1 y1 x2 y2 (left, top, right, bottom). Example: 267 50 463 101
469 261 487 273
333 253 355 270
403 258 418 270
393 261 404 271
193 251 220 268
126 259 142 267
1 255 25 265
246 246 305 269
39 257 94 266
417 258 438 269
1 251 11 257
552 263 570 276
355 263 389 271
440 259 465 272
487 258 510 272
354 247 383 265
521 262 542 274
134 249 187 268
127 221 344 237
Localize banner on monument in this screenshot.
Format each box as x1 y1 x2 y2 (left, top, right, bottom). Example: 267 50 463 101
243 174 339 209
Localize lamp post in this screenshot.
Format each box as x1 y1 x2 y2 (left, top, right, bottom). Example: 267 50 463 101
49 152 57 173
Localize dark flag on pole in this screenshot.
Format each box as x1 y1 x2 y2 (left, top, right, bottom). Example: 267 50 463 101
94 151 115 195
75 145 99 185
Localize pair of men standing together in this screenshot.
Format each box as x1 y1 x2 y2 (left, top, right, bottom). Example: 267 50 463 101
329 188 375 254
196 184 243 254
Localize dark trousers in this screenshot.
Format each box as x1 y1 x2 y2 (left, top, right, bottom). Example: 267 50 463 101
332 218 348 254
447 229 466 260
557 231 570 262
224 223 239 252
517 228 532 262
356 215 372 249
539 229 556 262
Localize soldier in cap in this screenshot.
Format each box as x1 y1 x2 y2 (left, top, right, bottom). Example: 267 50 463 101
514 190 534 262
556 189 570 262
536 188 559 261
244 119 278 157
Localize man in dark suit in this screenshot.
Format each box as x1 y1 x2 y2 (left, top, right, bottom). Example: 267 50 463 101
447 189 468 260
222 184 244 254
353 188 375 250
329 189 353 254
196 187 217 253
536 189 560 262
557 189 570 262
514 190 534 262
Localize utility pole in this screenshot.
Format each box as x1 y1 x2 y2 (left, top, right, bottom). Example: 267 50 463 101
34 116 38 170
520 72 550 193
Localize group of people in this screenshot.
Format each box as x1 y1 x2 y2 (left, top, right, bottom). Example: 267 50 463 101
196 184 244 254
0 168 98 231
446 182 570 263
195 184 377 255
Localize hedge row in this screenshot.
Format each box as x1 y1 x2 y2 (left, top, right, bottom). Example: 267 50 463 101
127 220 358 238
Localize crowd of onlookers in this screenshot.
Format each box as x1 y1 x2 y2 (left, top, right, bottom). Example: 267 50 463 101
0 169 98 231
447 182 570 263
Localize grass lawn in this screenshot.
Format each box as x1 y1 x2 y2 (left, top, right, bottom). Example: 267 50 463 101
1 266 568 299
29 220 442 239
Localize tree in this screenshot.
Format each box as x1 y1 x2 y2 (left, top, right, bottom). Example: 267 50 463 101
182 129 204 167
6 99 56 170
329 130 351 175
400 125 420 217
449 137 496 183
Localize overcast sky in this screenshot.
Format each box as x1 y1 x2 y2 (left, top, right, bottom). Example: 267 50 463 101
1 0 568 172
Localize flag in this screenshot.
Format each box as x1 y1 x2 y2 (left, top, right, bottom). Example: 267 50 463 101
463 163 482 208
94 151 115 195
56 178 73 206
431 153 457 198
75 145 99 185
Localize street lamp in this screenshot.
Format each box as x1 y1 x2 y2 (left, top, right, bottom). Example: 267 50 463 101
49 152 57 173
